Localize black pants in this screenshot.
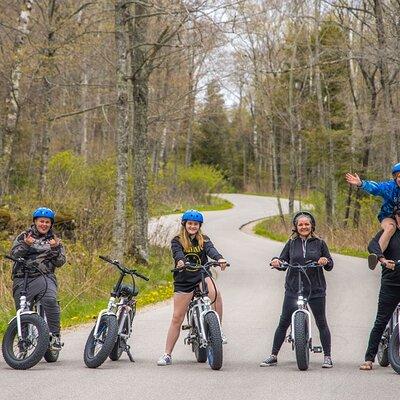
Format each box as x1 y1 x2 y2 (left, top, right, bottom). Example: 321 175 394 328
272 294 331 356
13 275 60 335
365 284 400 362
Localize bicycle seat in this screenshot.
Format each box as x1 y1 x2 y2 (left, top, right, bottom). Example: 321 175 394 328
119 284 139 298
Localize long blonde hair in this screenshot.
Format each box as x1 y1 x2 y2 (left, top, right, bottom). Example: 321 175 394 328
178 224 205 252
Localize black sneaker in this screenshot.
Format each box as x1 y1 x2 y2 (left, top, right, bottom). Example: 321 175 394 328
50 334 63 351
260 355 277 367
368 254 378 270
322 356 333 368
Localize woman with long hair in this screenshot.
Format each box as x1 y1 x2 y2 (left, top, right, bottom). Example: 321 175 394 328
157 209 227 366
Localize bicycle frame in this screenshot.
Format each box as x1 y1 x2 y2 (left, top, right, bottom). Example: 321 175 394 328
282 263 322 353
180 262 223 348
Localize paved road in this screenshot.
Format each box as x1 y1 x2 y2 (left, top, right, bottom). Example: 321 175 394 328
0 194 394 400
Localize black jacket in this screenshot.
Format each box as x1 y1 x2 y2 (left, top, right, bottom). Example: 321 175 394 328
11 225 66 278
171 235 223 266
368 229 400 286
276 236 333 299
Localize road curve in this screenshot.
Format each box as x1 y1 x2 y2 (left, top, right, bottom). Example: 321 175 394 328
0 194 393 400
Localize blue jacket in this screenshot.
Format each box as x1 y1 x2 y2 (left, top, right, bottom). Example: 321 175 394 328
361 179 400 221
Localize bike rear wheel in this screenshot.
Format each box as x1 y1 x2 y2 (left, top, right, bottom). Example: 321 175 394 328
388 323 400 374
293 311 310 371
44 348 60 363
204 312 223 370
83 315 118 368
377 328 390 367
192 338 207 363
2 314 49 370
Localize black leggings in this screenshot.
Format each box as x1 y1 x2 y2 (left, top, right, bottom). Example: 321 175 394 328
365 284 400 362
271 294 331 356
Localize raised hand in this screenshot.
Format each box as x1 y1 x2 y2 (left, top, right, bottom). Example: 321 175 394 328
49 235 61 248
24 232 35 246
345 172 362 187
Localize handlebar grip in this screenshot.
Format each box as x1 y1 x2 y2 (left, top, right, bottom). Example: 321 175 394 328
99 255 115 264
4 254 18 262
135 272 149 281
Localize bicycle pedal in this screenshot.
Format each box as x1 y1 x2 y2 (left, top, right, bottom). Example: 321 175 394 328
181 325 191 330
313 346 323 353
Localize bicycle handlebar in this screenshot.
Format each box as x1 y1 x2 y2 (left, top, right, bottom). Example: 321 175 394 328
270 261 322 271
380 260 400 269
171 260 230 273
99 255 149 281
4 254 26 264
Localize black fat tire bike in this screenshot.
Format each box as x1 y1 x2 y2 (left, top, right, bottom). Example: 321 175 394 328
83 256 149 368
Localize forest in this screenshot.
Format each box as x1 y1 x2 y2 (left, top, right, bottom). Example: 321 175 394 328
0 0 398 329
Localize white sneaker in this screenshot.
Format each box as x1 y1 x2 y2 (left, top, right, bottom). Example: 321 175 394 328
221 332 228 344
157 353 172 366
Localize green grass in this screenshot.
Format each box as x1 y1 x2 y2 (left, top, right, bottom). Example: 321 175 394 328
152 195 233 216
253 217 369 259
0 246 174 335
0 197 233 336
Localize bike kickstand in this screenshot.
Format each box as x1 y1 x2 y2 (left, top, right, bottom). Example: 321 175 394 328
125 344 135 362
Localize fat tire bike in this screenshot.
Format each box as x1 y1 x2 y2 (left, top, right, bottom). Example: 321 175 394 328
2 255 60 369
83 255 149 368
273 261 324 371
172 260 229 371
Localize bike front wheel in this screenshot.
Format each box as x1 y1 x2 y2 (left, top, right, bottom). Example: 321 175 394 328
388 323 400 374
204 313 223 370
2 313 49 370
109 310 133 361
293 311 310 371
377 328 390 367
83 315 118 368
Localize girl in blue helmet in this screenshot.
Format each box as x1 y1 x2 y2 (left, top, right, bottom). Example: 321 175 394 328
157 209 227 366
346 163 400 266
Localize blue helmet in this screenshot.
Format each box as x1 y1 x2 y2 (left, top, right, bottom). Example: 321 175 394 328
32 207 55 222
392 163 400 175
181 209 204 224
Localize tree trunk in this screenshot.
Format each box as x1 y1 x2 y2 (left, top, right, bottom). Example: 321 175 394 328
113 0 130 261
288 43 298 215
39 0 57 198
130 0 150 264
0 0 33 198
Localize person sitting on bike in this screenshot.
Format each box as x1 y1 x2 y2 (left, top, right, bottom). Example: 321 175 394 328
10 207 66 350
260 211 334 368
359 209 400 371
345 163 400 268
157 209 227 366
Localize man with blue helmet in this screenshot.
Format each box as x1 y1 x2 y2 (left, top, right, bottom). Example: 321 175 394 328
10 207 66 351
157 209 228 366
346 163 400 267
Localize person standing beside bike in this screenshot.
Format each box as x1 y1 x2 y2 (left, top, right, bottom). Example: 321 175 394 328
260 211 334 368
359 210 400 371
10 207 66 350
157 209 227 366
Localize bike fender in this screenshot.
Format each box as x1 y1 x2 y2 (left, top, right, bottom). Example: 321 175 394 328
291 309 312 341
8 310 36 324
199 310 221 342
93 310 116 337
